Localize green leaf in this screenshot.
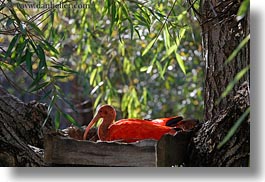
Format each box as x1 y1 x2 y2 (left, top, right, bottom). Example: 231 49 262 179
15 38 28 64
176 28 186 45
237 0 250 21
162 59 170 78
24 48 32 73
54 110 61 129
41 89 52 101
48 94 57 114
51 64 77 74
140 66 148 72
156 61 164 80
109 1 117 36
16 3 28 18
0 61 13 70
163 25 171 49
62 112 81 128
217 107 250 149
29 70 45 89
43 40 59 55
175 52 186 74
6 18 14 28
93 93 103 109
26 20 44 37
37 45 46 70
161 44 177 61
225 34 250 64
119 3 133 39
90 69 98 86
120 2 130 20
134 12 150 28
5 34 19 59
217 66 250 104
142 87 148 105
0 3 5 11
42 94 57 127
54 75 69 79
142 38 156 56
134 27 141 39
30 81 50 92
91 81 104 95
121 93 129 112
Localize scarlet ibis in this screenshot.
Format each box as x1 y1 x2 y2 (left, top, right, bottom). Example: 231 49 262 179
144 116 183 127
83 105 181 143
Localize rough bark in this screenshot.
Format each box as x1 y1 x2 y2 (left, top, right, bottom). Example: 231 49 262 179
201 0 250 121
186 0 250 166
187 82 250 166
0 86 52 166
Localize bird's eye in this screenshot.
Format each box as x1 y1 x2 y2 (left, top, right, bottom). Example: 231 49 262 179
99 110 108 115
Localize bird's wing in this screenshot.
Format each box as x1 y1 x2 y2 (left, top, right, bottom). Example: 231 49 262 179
149 116 183 126
107 120 176 142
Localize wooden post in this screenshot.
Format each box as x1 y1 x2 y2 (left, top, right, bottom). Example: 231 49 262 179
44 131 193 167
44 134 157 166
157 132 191 167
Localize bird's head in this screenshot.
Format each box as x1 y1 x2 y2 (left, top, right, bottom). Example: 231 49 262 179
83 104 116 140
95 105 116 119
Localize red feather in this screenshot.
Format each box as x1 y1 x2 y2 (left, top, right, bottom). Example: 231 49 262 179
83 105 179 143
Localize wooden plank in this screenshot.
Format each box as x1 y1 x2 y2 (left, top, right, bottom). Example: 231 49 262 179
157 132 191 167
44 134 157 167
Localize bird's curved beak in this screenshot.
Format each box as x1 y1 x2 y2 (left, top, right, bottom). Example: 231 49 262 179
83 113 101 140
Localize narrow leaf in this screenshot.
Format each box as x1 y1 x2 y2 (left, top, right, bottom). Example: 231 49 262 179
140 66 148 72
26 20 44 36
237 0 250 21
25 48 33 76
37 45 46 69
161 44 177 61
175 52 186 74
43 40 59 55
5 34 19 59
90 69 98 86
42 94 57 127
156 61 164 80
54 111 61 129
225 34 250 64
54 75 69 79
30 81 50 92
62 113 81 128
29 72 45 90
6 18 14 28
217 107 250 149
142 38 156 56
163 25 171 49
217 66 250 104
93 93 103 109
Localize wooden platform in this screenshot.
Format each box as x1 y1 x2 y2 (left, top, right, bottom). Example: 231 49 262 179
44 131 191 167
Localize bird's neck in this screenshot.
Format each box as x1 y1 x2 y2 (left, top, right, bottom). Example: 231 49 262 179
98 117 114 141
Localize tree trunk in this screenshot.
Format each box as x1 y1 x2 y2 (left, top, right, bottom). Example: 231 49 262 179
0 86 52 166
186 0 250 166
202 0 250 121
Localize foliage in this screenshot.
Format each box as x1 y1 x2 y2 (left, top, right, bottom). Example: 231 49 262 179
0 0 203 128
236 0 250 21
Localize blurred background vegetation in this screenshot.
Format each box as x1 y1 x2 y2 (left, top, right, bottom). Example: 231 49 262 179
0 0 203 129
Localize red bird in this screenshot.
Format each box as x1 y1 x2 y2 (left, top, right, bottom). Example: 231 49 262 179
144 116 183 127
83 105 181 143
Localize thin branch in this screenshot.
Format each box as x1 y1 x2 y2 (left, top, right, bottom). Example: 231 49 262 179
147 0 178 51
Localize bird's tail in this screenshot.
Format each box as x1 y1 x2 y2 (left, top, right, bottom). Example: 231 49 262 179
173 119 199 131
